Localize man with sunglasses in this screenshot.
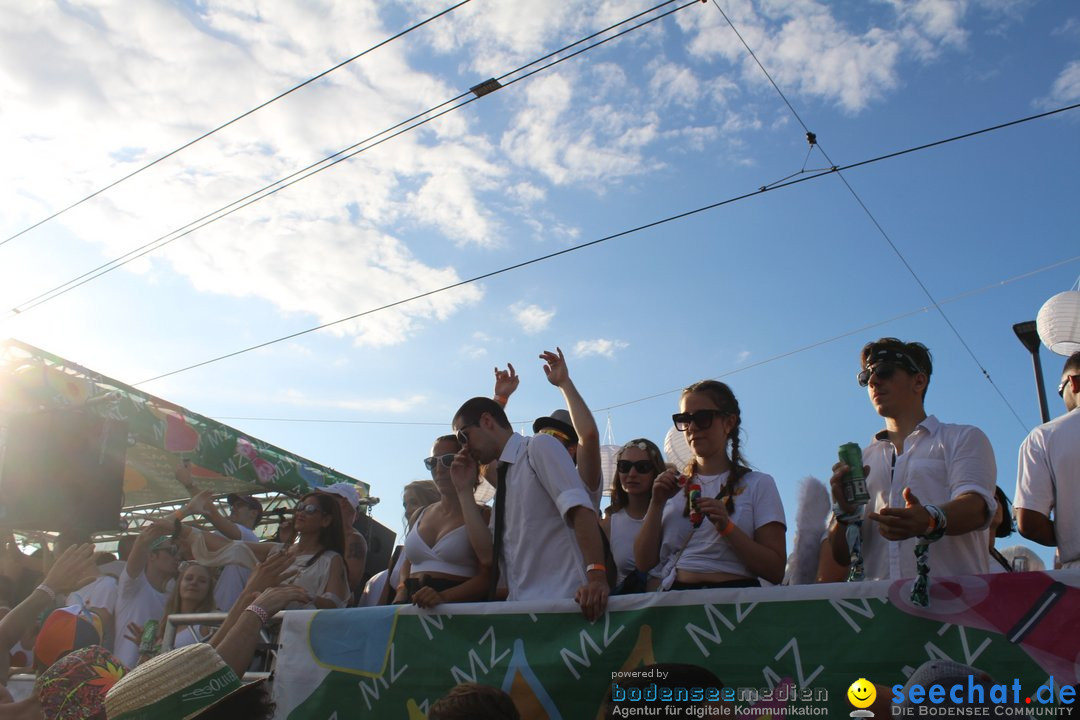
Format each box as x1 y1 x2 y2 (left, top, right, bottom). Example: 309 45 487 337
826 338 996 581
113 523 179 668
1015 351 1080 568
450 397 609 621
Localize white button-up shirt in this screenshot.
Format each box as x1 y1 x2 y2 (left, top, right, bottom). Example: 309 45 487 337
1016 408 1080 568
497 432 596 601
855 415 996 580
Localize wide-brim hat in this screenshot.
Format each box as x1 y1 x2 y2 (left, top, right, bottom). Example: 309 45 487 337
105 643 251 720
532 408 578 445
35 645 125 720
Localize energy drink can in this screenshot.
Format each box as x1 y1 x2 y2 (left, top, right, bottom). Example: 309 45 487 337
837 442 870 504
139 620 159 656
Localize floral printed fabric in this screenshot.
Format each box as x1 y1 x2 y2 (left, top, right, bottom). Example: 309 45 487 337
35 645 126 720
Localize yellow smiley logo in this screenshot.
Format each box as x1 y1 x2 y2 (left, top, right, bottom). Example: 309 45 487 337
847 678 876 709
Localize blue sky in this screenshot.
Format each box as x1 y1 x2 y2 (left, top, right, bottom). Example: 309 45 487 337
1 0 1078 568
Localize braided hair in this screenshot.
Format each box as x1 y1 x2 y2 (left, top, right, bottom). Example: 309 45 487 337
680 380 749 515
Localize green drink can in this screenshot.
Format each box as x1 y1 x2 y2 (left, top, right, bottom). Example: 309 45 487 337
837 442 870 504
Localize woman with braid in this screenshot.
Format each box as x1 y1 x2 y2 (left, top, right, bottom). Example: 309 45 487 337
634 380 787 589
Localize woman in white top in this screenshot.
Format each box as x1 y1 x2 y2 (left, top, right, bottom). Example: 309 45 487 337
184 492 349 609
601 438 664 593
154 562 217 655
393 435 491 608
635 380 786 589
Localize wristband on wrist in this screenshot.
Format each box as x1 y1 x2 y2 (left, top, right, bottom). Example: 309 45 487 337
585 563 606 575
244 604 270 626
717 520 736 537
36 584 57 603
493 394 509 406
920 504 947 542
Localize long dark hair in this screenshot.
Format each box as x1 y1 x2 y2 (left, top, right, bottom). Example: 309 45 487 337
298 492 346 558
681 380 749 515
609 438 664 514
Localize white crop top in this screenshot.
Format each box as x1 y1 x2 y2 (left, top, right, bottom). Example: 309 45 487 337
404 506 478 577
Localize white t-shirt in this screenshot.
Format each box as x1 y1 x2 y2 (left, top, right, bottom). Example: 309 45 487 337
654 470 786 584
113 569 170 668
1015 408 1080 568
497 433 596 601
63 574 118 617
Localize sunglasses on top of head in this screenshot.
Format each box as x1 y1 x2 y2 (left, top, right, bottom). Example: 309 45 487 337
672 409 726 432
424 453 455 471
617 459 656 474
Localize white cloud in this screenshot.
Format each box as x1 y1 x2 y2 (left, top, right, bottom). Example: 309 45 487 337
737 350 752 363
573 338 628 358
279 391 428 414
1045 60 1080 106
511 302 555 334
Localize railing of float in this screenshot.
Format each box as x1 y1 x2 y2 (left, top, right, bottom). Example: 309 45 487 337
270 570 1080 719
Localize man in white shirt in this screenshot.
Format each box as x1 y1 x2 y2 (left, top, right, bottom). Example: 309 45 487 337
1015 351 1080 568
113 525 178 668
175 464 260 610
826 338 996 580
451 397 609 620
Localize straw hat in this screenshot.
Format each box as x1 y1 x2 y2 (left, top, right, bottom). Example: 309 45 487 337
104 644 244 720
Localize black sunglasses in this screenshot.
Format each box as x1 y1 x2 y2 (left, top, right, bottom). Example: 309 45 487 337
296 503 322 515
672 409 726 432
617 459 655 474
858 350 923 387
424 453 455 471
1060 375 1077 398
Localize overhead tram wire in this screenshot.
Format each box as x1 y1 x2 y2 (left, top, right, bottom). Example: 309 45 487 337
5 0 698 319
132 103 1080 387
709 0 1032 432
209 251 1080 426
0 0 474 250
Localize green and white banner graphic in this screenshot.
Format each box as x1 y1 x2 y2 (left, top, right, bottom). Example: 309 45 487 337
273 570 1080 719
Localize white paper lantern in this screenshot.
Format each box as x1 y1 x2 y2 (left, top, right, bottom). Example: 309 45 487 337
599 444 620 496
1037 290 1080 356
663 426 693 469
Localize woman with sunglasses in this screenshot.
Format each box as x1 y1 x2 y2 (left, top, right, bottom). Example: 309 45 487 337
180 492 349 609
392 435 492 608
635 380 786 589
602 438 664 593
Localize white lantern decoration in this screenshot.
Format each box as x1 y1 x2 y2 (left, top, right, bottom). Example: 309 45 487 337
663 426 693 469
599 444 620 496
1037 290 1080 356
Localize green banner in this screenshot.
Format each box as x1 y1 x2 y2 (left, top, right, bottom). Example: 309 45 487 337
273 570 1080 719
0 339 367 508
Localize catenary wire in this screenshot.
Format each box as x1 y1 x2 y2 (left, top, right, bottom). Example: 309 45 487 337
132 102 1080 386
0 0 474 249
209 251 1080 424
710 0 1032 432
5 0 696 319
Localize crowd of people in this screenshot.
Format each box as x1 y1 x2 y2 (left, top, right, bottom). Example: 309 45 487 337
0 339 1076 719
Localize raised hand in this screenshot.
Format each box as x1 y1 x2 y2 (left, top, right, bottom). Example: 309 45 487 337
493 363 519 399
539 347 570 388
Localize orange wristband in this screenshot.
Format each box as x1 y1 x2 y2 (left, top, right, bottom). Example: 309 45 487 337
494 394 509 406
717 520 736 537
586 563 606 574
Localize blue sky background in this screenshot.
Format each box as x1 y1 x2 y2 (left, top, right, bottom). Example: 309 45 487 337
1 0 1078 568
